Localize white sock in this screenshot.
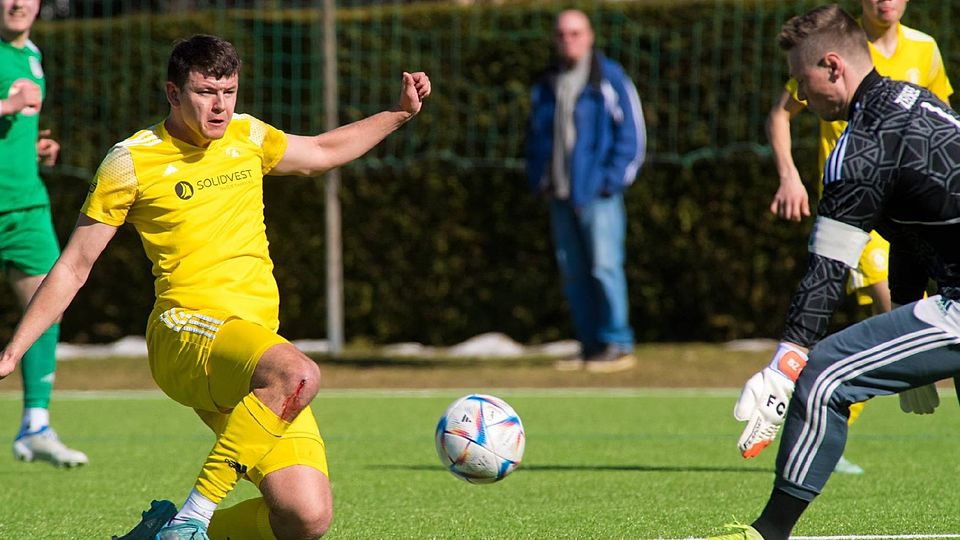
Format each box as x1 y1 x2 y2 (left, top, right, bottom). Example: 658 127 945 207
20 408 50 434
170 488 217 527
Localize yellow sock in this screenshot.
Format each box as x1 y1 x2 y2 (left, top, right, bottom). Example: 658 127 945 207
848 401 865 425
208 497 277 540
196 392 290 503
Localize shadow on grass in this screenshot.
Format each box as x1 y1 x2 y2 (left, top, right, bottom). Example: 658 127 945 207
368 463 773 474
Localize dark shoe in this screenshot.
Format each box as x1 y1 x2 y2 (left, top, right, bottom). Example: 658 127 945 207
585 346 636 373
112 500 178 540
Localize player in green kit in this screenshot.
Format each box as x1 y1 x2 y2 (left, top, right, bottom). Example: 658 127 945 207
0 0 87 467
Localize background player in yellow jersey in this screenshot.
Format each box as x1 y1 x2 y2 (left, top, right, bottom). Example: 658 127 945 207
0 34 430 540
765 0 952 475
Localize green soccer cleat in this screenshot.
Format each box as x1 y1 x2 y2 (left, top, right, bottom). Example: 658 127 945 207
155 518 210 540
707 523 764 540
13 426 88 468
112 500 178 540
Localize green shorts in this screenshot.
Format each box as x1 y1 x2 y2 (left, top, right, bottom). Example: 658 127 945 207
0 205 60 276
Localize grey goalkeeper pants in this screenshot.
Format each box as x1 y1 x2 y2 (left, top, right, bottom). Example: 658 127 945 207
774 296 960 501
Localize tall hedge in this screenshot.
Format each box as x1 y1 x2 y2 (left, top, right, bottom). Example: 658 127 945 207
4 0 948 345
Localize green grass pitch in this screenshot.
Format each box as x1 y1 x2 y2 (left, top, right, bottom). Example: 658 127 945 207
1 389 959 538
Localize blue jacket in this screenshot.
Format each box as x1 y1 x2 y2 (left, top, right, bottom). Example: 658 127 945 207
526 52 646 208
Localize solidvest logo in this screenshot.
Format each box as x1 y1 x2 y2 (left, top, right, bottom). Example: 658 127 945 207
174 181 194 200
195 168 253 190
173 168 255 201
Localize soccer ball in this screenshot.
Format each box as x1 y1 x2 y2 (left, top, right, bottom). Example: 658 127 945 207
435 394 525 483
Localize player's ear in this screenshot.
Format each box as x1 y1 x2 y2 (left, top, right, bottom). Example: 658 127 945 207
823 53 842 82
165 81 181 107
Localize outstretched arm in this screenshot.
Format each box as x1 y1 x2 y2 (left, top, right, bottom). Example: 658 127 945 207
0 215 118 378
734 251 849 458
273 72 431 176
736 212 871 457
767 89 809 221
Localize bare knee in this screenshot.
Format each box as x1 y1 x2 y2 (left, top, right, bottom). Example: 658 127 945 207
301 505 333 539
252 345 322 420
262 465 333 540
272 501 332 539
277 359 321 421
282 356 321 401
282 356 320 420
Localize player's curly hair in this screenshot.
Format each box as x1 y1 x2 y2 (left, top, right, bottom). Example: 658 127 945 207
778 4 869 66
167 34 241 89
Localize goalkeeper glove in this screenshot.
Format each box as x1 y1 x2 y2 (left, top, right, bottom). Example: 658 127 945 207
898 383 940 414
734 343 808 458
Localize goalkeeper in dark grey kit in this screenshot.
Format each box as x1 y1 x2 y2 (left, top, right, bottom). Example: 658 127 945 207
709 4 960 539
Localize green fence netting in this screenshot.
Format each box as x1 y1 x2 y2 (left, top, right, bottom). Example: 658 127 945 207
5 0 959 344
37 0 960 178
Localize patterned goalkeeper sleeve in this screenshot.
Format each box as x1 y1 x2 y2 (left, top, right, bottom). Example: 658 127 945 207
781 253 850 348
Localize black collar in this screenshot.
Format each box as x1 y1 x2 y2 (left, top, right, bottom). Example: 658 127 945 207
543 50 604 89
848 69 883 120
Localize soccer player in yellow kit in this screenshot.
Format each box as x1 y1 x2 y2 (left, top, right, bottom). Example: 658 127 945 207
0 35 430 540
766 0 951 475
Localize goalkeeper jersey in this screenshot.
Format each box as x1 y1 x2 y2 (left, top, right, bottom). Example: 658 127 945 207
783 72 960 347
785 22 953 187
81 114 288 331
0 38 48 213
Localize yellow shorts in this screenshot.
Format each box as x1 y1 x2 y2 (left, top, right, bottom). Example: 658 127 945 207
195 405 329 485
146 307 329 484
846 230 889 306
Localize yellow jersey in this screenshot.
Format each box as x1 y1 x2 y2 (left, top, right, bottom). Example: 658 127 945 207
81 114 289 331
787 22 953 182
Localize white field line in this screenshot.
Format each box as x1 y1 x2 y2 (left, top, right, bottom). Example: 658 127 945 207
683 534 960 540
0 389 167 400
790 534 960 540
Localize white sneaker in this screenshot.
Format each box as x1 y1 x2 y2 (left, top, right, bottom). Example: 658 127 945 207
13 427 89 467
833 454 864 475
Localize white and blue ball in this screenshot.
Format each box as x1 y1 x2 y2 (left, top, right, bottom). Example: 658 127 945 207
435 394 525 484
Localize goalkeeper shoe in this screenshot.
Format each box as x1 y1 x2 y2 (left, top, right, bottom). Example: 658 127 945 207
112 500 178 540
155 519 210 540
13 426 88 467
707 523 764 540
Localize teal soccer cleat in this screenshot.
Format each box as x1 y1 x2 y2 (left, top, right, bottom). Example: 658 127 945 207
155 518 210 540
112 500 178 540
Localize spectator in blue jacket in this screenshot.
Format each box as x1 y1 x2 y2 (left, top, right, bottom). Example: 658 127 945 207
526 9 646 373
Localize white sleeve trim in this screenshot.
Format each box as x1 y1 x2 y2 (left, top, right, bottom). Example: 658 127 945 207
808 216 870 268
620 77 645 186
